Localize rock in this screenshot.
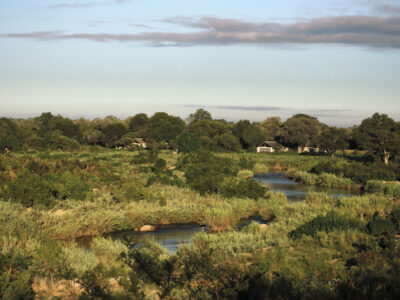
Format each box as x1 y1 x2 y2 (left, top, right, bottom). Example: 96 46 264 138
139 225 156 232
9 171 16 180
259 224 268 230
54 209 65 216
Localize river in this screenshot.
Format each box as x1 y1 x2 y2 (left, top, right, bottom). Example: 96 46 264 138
79 173 360 252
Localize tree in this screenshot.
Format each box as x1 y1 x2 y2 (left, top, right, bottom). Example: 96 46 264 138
181 152 238 195
281 114 322 153
215 133 241 152
260 116 283 141
36 113 81 141
146 112 185 143
232 120 251 148
178 132 201 153
75 118 102 145
354 113 400 165
0 118 22 151
129 113 149 134
101 123 128 147
186 108 212 124
315 127 349 158
92 115 120 131
242 125 264 148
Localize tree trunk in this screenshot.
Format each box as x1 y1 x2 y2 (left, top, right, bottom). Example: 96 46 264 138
297 146 303 154
384 149 390 165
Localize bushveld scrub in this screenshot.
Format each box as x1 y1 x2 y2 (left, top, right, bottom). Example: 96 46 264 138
1 149 400 298
365 180 400 198
287 170 359 190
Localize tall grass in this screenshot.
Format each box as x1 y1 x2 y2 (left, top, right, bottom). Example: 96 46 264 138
287 170 358 190
365 180 400 198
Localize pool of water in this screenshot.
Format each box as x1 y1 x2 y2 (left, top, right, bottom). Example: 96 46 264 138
78 217 267 252
254 173 360 202
78 173 359 252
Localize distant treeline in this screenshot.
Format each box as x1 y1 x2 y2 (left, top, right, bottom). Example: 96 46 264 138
1 109 399 163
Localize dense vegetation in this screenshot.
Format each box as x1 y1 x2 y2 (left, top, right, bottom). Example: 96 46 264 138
0 110 399 299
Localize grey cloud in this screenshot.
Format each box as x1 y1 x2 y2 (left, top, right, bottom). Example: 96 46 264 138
1 15 400 48
375 4 400 15
316 109 354 113
46 0 127 9
185 104 285 111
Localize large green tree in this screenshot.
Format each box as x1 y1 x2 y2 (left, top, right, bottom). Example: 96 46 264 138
177 132 201 153
0 118 22 151
36 113 81 140
315 126 349 158
101 123 128 147
355 113 400 164
146 112 185 143
232 120 251 148
242 125 264 148
129 113 149 135
282 114 322 152
186 108 212 124
260 116 283 141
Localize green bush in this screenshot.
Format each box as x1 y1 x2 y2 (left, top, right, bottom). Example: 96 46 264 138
367 213 396 236
311 160 398 184
237 169 254 179
147 174 184 188
289 211 365 239
0 249 34 300
238 157 255 170
3 172 58 207
153 158 167 172
180 151 239 195
365 180 400 198
25 159 50 175
124 183 151 201
2 171 89 207
220 178 268 200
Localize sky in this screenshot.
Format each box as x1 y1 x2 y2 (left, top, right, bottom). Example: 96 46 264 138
0 0 399 126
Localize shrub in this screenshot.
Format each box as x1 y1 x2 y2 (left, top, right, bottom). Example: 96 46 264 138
365 180 400 198
131 150 158 164
153 158 167 172
220 178 268 200
57 171 89 200
311 160 398 184
3 173 57 207
367 213 396 236
2 171 89 207
78 264 111 299
238 157 255 170
25 159 50 175
147 174 184 188
0 249 34 300
124 183 149 201
237 169 254 179
289 211 365 239
183 152 238 195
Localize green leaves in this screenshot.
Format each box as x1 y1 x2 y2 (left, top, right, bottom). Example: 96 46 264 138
355 113 400 164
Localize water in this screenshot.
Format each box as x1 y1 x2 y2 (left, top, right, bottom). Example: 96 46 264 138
101 225 207 252
79 173 359 251
254 173 360 202
78 217 266 252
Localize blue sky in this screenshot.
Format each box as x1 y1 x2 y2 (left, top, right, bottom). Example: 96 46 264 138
0 0 399 126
